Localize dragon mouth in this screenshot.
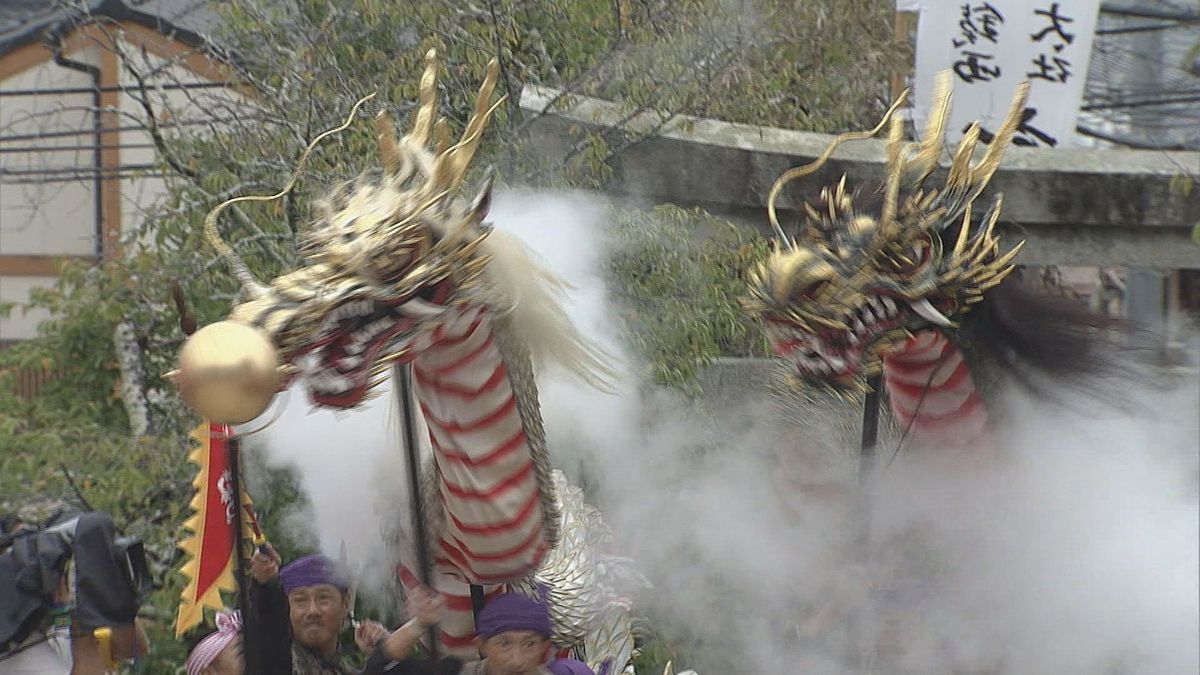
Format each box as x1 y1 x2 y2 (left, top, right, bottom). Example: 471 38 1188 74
767 295 921 392
290 284 451 408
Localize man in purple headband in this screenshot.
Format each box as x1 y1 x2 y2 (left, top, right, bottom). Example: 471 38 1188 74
250 547 388 675
459 593 555 675
367 591 558 675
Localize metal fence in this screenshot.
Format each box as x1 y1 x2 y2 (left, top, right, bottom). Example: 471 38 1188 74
0 343 59 400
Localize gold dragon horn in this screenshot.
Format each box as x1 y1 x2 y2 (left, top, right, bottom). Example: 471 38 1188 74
410 49 440 147
968 80 1031 190
430 59 505 194
907 69 953 184
878 109 906 238
374 110 401 174
766 90 909 248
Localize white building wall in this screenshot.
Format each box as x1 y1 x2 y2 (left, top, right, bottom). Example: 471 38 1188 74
0 47 101 259
114 43 245 240
0 30 246 341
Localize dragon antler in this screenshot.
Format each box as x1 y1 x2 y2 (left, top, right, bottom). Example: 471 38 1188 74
373 49 506 206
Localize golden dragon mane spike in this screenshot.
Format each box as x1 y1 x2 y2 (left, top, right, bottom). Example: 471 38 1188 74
372 50 506 203
765 70 1030 251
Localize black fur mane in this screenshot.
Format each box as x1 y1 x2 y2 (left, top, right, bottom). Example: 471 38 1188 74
956 267 1164 406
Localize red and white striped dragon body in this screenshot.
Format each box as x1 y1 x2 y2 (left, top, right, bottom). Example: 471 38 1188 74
204 51 638 670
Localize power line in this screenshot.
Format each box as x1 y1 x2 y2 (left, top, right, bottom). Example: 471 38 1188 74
1099 3 1200 22
0 171 169 185
0 163 162 177
0 81 236 98
0 142 159 154
1082 94 1200 111
1096 22 1191 35
0 114 276 143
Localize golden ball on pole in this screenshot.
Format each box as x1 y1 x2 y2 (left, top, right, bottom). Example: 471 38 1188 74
175 321 283 424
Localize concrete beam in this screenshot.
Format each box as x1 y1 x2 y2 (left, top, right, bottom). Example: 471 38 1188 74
520 85 1200 269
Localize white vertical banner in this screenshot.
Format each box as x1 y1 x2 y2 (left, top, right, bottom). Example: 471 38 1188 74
913 1 1101 147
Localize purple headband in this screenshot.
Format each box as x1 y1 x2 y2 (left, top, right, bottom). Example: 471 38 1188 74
548 658 596 675
475 593 552 639
279 554 349 594
186 610 241 675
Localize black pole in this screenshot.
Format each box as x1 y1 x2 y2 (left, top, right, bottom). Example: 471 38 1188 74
227 434 260 675
848 374 884 671
395 363 440 661
470 584 486 626
859 374 883 480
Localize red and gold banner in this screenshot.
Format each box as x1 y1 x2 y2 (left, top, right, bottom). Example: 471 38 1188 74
175 423 257 637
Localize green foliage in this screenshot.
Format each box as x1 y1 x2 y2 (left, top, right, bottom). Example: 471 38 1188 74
607 205 769 391
0 379 192 671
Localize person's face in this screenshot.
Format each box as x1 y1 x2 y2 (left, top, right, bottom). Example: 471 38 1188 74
203 636 245 675
480 630 550 675
287 584 349 652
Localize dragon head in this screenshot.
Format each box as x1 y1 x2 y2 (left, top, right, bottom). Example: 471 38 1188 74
745 72 1028 396
207 50 505 409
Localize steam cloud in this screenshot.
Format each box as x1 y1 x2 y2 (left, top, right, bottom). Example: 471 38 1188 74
256 190 1199 674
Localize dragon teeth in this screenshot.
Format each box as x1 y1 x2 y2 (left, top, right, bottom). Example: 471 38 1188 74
880 296 896 316
909 298 952 327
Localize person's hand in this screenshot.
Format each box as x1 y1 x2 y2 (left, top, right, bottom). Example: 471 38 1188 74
406 586 446 628
374 588 448 662
354 620 388 653
250 543 281 584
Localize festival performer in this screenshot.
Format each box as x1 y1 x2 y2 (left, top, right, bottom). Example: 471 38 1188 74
185 610 244 675
360 588 453 675
461 594 556 675
369 592 558 675
249 548 389 674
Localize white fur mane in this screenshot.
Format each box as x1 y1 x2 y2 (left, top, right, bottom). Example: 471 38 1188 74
474 227 616 392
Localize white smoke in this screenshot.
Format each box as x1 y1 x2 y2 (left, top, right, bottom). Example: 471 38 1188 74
252 189 1199 674
248 373 409 601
